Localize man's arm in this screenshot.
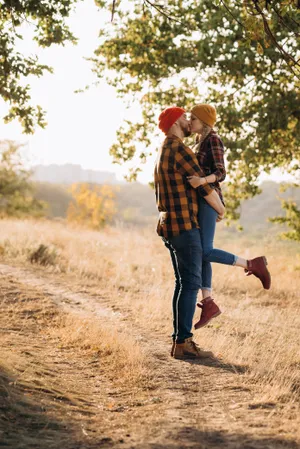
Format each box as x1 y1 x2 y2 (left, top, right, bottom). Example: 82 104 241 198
174 142 213 197
187 175 225 216
175 141 225 214
204 189 225 216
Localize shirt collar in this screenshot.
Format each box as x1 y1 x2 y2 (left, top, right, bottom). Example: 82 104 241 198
165 134 184 144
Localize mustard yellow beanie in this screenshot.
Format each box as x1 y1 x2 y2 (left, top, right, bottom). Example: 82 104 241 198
191 104 217 128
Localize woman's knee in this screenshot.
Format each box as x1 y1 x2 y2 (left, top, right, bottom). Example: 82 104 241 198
203 246 213 260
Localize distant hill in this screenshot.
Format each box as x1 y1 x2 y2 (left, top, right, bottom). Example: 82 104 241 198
239 181 299 230
33 181 157 226
33 177 300 230
32 164 118 184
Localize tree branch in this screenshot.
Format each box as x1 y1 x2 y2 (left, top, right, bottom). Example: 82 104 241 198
252 0 300 71
270 4 300 37
111 0 116 21
143 0 184 25
219 0 247 30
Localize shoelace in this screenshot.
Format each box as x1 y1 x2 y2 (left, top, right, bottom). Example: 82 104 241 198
189 340 201 353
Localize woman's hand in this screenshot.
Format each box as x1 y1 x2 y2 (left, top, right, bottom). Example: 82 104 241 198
216 213 225 223
215 202 225 217
187 175 207 188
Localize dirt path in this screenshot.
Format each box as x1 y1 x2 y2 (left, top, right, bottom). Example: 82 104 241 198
0 263 299 449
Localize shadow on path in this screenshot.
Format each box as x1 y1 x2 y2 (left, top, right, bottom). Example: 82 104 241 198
0 365 103 449
180 356 247 374
149 427 299 449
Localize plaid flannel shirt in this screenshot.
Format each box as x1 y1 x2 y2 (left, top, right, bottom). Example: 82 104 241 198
154 135 213 238
194 130 226 204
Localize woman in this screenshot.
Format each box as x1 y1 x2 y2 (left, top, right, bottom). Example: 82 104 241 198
187 104 271 330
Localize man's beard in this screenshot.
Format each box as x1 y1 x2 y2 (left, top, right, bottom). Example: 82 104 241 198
183 127 191 137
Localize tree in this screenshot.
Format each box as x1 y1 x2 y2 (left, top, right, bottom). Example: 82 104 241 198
0 0 78 133
67 183 116 228
0 140 45 217
269 182 300 241
270 200 300 241
1 1 298 135
1 1 299 237
91 0 300 222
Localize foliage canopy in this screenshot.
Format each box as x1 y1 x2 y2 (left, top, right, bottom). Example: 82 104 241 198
0 0 299 236
67 183 116 228
0 0 78 132
0 140 45 217
92 0 300 221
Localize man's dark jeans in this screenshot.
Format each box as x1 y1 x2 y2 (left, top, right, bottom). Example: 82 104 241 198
163 228 203 343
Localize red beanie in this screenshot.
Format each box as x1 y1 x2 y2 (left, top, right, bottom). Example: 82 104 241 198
158 107 186 134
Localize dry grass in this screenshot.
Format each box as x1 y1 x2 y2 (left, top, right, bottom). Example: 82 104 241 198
0 271 153 448
49 314 149 386
0 276 148 388
0 217 300 413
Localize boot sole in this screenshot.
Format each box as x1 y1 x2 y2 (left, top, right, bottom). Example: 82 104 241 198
194 310 222 330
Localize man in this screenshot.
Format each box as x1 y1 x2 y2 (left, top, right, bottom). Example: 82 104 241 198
154 106 225 359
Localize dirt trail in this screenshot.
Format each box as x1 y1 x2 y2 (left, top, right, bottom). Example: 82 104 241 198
0 263 299 449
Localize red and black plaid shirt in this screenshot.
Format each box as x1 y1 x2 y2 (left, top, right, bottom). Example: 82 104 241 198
194 130 226 204
154 135 213 238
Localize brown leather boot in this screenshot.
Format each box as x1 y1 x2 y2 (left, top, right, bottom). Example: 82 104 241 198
245 256 271 289
171 340 175 357
173 337 213 359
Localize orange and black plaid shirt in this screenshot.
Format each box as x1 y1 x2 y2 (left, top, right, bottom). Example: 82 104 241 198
154 135 213 238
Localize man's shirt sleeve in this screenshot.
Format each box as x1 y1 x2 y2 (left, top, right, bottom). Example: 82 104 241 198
175 141 213 197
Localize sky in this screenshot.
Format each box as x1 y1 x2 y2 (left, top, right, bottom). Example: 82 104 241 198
0 1 295 185
0 1 158 183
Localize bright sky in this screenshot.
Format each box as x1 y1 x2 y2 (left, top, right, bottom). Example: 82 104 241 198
0 1 158 183
0 1 295 185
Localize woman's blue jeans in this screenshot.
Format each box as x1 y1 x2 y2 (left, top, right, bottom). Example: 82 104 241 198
198 197 237 290
163 228 202 343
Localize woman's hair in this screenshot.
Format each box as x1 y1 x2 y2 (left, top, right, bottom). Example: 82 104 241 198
195 122 212 146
